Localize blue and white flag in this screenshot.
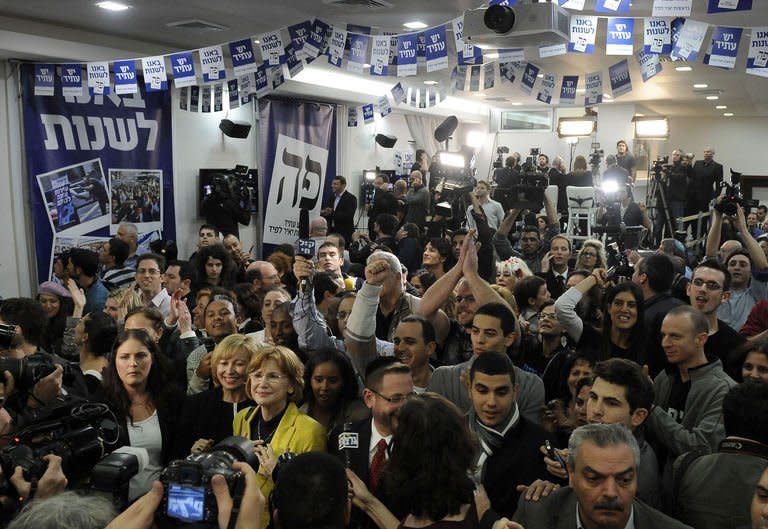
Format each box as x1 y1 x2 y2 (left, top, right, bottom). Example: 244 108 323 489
484 62 495 89
379 96 392 117
644 18 672 54
652 0 692 17
704 26 742 69
348 33 369 74
585 71 603 105
520 63 539 95
636 50 663 81
113 60 138 95
170 52 196 88
201 85 211 113
285 44 304 78
397 34 418 76
500 62 522 83
671 17 685 49
469 65 481 92
559 0 585 10
347 107 358 127
304 19 330 59
362 103 374 124
569 16 598 53
417 33 426 58
747 27 768 78
424 25 449 72
540 43 567 58
34 64 55 96
536 72 556 104
141 56 168 92
707 0 751 13
269 66 285 90
240 73 255 104
199 45 225 82
498 48 525 62
489 0 517 5
609 59 632 97
606 18 634 55
255 65 270 98
327 27 348 68
596 0 630 13
288 21 312 60
228 79 240 109
213 84 223 112
454 66 467 91
189 85 200 112
229 39 259 76
391 82 406 104
452 16 483 65
179 87 188 110
87 62 110 95
559 75 579 104
671 19 708 61
60 64 84 96
370 35 390 76
260 31 285 66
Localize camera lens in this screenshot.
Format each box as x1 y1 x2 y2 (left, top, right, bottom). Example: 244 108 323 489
484 5 516 34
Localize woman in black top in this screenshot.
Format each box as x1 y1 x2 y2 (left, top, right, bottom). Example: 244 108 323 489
173 333 257 458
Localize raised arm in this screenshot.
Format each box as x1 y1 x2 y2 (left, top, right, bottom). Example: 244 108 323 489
291 256 338 351
734 205 768 270
705 200 723 259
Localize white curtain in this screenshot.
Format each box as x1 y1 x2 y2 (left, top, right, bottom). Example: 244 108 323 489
404 114 441 157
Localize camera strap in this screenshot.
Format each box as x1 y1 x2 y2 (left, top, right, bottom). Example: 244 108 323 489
719 438 768 460
227 477 247 529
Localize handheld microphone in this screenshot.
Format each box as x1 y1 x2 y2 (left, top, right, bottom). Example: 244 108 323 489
295 208 316 292
338 422 359 468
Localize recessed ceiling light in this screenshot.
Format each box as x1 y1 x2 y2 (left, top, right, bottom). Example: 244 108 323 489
715 105 727 109
253 39 260 44
675 66 693 72
693 83 708 88
537 73 544 78
403 21 427 30
485 52 499 59
576 88 586 93
474 93 486 97
424 80 439 85
723 112 734 116
511 102 523 106
706 95 719 100
96 1 131 11
363 63 371 68
603 93 612 99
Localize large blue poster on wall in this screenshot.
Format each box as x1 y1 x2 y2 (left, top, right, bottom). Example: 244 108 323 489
20 64 174 283
259 98 336 254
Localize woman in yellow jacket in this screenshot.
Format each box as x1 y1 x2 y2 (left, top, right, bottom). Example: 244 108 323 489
233 345 326 529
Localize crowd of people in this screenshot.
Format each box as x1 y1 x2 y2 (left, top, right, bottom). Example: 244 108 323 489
2 142 768 529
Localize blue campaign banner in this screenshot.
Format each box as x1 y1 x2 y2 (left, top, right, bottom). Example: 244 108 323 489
258 98 336 252
560 75 579 104
348 33 369 73
490 0 517 5
606 18 635 55
707 0 751 13
425 26 449 72
288 21 312 55
113 60 138 95
227 79 240 109
609 59 632 97
704 26 743 69
229 39 259 76
644 18 672 54
20 63 174 283
636 49 663 81
60 64 84 97
304 19 330 58
397 34 418 76
34 64 55 96
671 18 685 49
596 0 630 13
362 103 374 123
569 16 597 54
520 63 539 95
169 52 196 87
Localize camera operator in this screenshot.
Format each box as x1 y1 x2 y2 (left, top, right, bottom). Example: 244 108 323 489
615 140 636 182
596 181 651 232
691 145 724 217
494 155 521 188
201 175 251 238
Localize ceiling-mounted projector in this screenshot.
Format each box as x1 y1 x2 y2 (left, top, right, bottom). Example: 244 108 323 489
463 3 570 49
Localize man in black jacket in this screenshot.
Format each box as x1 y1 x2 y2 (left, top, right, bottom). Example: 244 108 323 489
468 352 549 518
691 145 723 215
367 175 398 239
322 175 358 244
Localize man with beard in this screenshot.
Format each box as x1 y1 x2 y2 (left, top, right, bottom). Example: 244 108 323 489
513 424 691 529
328 359 413 529
185 295 239 394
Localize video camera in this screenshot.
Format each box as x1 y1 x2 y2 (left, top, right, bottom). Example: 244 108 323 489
605 241 634 281
0 401 118 495
714 169 758 216
0 349 61 394
493 148 548 211
159 436 257 525
651 156 672 183
203 165 254 204
493 146 510 169
589 145 604 168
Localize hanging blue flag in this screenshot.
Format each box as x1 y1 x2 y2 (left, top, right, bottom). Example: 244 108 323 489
141 56 168 92
304 19 330 59
228 79 240 109
606 18 635 55
569 16 597 54
469 65 481 91
370 35 390 76
424 25 449 72
707 0 751 13
644 18 672 54
636 50 662 81
704 26 743 69
60 64 84 97
348 33 369 74
417 33 426 58
560 0 586 9
536 73 556 104
520 63 539 95
489 0 517 5
170 52 196 88
113 60 138 95
671 18 686 50
585 71 603 105
746 27 768 76
397 34 418 76
255 65 270 98
34 64 55 96
609 59 632 98
229 39 259 76
596 0 630 13
288 21 312 59
560 75 579 104
87 62 110 95
362 104 374 124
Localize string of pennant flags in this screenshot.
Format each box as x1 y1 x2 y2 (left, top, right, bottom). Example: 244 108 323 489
30 0 768 126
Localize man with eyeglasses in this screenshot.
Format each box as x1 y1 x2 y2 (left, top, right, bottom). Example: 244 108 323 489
329 358 413 529
686 260 746 379
135 253 171 318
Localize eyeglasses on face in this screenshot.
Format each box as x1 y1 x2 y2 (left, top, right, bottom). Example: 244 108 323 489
137 268 161 276
249 372 288 384
367 388 415 404
691 278 723 291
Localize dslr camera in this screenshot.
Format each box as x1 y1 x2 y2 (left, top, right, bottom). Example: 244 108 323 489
159 436 257 525
714 170 758 216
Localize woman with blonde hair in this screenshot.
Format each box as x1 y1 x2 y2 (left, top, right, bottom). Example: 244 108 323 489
574 239 607 273
173 333 257 458
495 256 532 291
234 345 326 529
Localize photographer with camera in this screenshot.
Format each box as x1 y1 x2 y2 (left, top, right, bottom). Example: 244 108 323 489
615 140 636 182
201 174 251 239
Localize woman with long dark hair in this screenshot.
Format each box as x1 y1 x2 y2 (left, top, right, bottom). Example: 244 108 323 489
194 243 238 290
103 329 183 500
37 281 75 357
422 238 456 279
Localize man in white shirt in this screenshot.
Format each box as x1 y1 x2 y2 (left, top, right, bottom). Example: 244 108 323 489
135 254 171 317
466 180 505 232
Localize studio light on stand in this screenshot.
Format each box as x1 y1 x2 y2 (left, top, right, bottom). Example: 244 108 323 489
556 116 597 138
361 169 379 209
633 116 669 140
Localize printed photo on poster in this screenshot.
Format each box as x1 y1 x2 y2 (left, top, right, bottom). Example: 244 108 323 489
36 158 110 236
109 169 163 234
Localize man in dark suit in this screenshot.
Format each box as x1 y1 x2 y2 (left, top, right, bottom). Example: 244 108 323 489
322 175 358 245
367 174 398 239
329 359 413 529
691 145 723 215
538 234 571 300
513 423 692 529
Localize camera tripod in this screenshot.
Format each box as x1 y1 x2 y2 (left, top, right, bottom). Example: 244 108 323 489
646 174 674 244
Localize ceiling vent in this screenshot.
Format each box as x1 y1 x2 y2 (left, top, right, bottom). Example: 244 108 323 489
166 19 229 31
323 0 394 9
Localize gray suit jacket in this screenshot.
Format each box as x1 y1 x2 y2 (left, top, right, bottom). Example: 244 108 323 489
512 487 692 529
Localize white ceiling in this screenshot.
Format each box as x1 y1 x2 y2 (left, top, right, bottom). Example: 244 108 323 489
0 0 766 117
